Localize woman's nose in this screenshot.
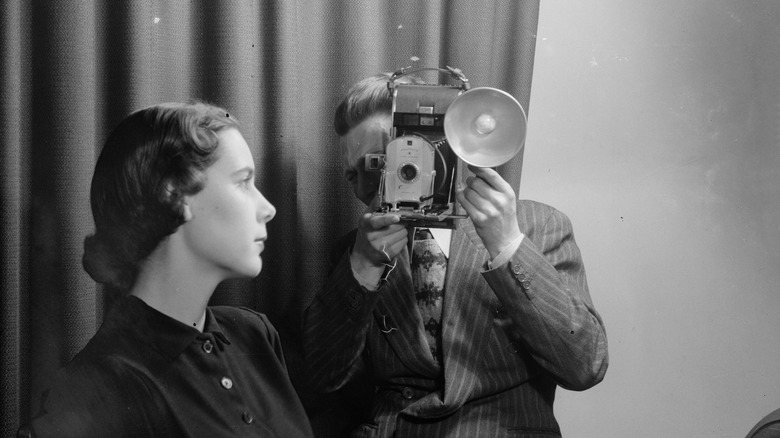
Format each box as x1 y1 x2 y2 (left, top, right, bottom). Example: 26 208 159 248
257 192 276 222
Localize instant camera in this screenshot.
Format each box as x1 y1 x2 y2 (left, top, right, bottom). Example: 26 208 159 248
367 66 528 228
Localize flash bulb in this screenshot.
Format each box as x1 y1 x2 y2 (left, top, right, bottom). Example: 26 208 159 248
474 114 496 135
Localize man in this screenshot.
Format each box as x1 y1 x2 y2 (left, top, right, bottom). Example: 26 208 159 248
303 73 608 437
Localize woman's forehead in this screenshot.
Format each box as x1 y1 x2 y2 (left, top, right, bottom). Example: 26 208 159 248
213 129 253 171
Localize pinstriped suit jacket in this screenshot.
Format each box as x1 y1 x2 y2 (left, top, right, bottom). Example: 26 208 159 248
303 200 608 438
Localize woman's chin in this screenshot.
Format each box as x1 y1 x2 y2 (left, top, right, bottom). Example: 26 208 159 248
226 259 263 280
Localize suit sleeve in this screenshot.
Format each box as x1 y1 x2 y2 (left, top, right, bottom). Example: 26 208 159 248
481 202 609 390
302 243 381 393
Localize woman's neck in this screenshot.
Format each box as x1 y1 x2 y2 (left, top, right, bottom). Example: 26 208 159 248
131 275 214 332
129 246 219 333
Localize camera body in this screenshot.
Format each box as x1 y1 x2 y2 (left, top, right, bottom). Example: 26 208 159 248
366 68 470 228
368 136 436 207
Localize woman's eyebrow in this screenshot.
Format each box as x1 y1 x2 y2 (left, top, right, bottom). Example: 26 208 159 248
232 166 255 178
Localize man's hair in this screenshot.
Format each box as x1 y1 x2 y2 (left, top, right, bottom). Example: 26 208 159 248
82 102 240 291
333 72 424 137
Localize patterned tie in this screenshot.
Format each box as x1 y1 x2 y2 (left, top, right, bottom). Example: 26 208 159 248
411 228 447 364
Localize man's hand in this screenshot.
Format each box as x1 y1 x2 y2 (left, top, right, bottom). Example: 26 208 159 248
352 200 409 271
456 165 523 259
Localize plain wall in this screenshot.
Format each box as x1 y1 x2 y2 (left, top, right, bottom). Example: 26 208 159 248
520 1 780 437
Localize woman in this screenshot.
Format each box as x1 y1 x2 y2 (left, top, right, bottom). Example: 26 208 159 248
24 102 313 437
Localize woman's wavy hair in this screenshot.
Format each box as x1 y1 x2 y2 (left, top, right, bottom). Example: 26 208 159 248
82 102 239 291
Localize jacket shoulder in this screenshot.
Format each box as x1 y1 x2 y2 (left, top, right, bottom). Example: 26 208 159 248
516 199 572 237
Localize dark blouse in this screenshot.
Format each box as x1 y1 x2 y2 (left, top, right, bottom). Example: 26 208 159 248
25 295 313 437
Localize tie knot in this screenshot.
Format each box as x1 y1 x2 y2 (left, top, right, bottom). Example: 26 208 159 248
414 228 433 241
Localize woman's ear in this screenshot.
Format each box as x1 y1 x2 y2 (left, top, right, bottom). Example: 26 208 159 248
166 182 193 222
181 200 194 222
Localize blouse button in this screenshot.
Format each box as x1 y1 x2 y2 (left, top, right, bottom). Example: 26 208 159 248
220 377 233 390
242 410 254 424
202 340 213 354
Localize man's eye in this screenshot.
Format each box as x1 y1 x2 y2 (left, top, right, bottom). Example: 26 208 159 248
345 170 357 183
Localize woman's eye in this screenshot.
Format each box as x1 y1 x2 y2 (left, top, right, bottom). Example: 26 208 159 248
345 170 357 183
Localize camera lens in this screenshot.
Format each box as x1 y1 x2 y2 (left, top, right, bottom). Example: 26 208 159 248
399 163 418 182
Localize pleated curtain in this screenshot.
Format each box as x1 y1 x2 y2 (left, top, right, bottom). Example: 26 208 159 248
0 1 539 435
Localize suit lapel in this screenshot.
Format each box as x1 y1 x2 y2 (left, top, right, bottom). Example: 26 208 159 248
440 220 497 406
372 221 498 410
374 248 441 377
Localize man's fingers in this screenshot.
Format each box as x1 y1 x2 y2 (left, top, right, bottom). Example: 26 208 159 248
464 175 491 199
380 225 409 243
386 237 408 258
359 212 402 233
467 165 513 193
372 226 409 260
367 212 402 229
456 187 485 222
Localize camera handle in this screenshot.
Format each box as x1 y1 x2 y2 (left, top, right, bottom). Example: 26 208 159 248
388 66 471 91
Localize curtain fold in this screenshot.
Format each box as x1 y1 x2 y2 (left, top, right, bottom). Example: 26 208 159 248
1 1 539 435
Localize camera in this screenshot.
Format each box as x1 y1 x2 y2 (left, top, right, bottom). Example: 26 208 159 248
366 67 469 228
366 66 527 228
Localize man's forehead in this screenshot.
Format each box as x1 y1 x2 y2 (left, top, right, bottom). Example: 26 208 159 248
342 114 392 167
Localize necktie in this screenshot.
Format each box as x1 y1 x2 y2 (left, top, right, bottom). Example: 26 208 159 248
411 228 447 364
